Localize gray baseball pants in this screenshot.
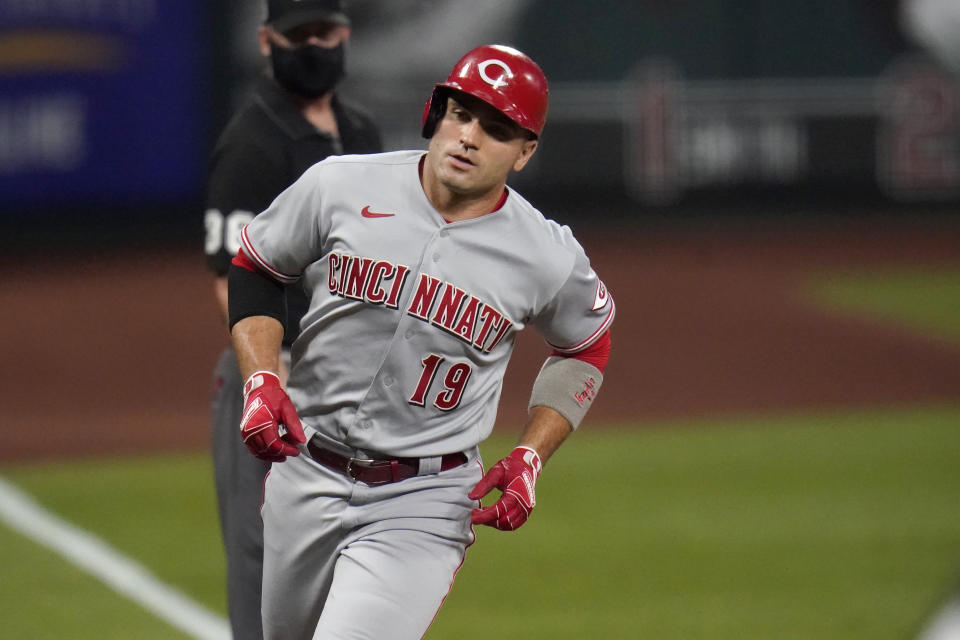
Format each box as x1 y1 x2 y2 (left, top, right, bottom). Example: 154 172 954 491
260 445 482 640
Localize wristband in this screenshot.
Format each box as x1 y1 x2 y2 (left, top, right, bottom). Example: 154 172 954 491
514 445 543 477
243 370 280 399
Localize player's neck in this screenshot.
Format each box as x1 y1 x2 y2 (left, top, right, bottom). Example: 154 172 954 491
420 155 507 222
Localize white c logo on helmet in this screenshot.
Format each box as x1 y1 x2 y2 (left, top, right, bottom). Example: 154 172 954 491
478 59 514 90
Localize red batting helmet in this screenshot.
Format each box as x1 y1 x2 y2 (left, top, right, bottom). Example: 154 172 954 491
421 44 549 139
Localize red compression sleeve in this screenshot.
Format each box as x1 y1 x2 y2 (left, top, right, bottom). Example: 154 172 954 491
552 330 611 373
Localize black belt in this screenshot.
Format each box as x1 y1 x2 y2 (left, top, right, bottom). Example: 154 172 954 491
306 439 467 486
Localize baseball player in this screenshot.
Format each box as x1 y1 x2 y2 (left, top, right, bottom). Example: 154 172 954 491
203 1 381 637
228 44 614 639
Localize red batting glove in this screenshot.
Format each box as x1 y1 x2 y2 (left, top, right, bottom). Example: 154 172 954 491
239 371 305 462
469 446 543 531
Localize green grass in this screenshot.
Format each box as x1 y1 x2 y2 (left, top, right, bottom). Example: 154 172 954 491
809 268 960 341
3 407 960 639
0 524 198 639
433 408 960 639
2 453 227 608
0 453 226 639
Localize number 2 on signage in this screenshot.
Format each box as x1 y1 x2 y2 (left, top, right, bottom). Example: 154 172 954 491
409 354 472 411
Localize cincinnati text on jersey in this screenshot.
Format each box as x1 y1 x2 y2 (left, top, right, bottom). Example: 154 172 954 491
327 252 514 354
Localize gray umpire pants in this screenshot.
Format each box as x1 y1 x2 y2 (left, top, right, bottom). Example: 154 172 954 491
211 347 271 640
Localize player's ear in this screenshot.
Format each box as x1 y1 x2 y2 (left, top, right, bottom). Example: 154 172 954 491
512 139 538 172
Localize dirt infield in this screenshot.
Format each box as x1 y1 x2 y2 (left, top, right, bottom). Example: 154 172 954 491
2 216 959 463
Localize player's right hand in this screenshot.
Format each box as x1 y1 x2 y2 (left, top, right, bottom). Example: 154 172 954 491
239 370 305 462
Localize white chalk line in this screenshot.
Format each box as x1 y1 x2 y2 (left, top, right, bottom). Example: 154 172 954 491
0 475 230 640
918 596 960 640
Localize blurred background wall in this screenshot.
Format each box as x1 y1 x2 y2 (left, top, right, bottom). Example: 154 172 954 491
0 0 957 253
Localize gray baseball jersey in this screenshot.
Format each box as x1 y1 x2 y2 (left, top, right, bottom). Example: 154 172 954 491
240 150 615 458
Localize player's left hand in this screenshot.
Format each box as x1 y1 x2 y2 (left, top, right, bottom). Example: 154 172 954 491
469 446 542 531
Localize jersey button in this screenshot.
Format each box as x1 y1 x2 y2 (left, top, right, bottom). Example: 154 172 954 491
439 229 449 238
432 253 440 262
383 375 395 387
404 329 415 339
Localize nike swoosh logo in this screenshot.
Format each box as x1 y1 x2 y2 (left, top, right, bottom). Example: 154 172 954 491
361 206 395 218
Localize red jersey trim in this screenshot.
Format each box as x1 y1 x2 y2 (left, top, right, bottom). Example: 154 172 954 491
547 297 616 355
491 187 509 212
231 249 258 272
240 226 299 284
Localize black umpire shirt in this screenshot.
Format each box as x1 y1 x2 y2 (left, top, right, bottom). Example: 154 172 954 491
204 74 383 346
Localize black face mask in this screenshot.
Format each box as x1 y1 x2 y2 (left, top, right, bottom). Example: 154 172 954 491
270 42 345 98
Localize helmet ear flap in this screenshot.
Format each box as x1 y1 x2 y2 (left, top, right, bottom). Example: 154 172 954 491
421 88 449 138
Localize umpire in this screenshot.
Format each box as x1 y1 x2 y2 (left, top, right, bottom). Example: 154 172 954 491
202 1 381 637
